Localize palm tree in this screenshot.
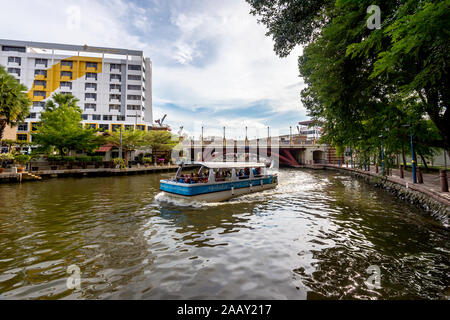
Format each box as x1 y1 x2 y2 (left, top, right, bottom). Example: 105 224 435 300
44 93 80 112
0 65 31 141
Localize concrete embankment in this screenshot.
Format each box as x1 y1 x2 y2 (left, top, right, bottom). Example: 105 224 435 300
0 165 180 184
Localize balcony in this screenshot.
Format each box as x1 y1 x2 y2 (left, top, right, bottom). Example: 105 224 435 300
61 65 73 71
33 85 46 91
86 67 98 73
60 76 72 81
127 69 142 76
110 88 121 94
110 78 121 83
85 87 97 92
8 61 20 67
85 97 97 102
109 98 121 103
35 74 47 80
33 96 46 102
35 63 47 69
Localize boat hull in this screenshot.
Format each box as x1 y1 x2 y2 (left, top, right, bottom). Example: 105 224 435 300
161 181 277 202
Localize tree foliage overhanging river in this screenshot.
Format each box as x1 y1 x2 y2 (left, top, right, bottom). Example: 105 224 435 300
0 169 448 299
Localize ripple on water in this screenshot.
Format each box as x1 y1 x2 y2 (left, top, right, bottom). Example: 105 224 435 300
0 170 448 300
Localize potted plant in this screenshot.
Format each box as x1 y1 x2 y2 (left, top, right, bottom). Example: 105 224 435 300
14 154 31 173
142 157 152 167
113 158 125 170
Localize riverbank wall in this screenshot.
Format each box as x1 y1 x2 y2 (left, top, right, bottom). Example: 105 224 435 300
324 165 449 227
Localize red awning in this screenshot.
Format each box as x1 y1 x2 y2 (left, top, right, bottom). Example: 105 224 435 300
95 145 113 152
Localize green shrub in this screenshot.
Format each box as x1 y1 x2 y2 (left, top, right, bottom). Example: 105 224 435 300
142 157 152 163
76 156 91 162
47 155 61 162
14 154 31 165
0 153 15 162
63 156 76 162
113 158 125 169
91 156 104 162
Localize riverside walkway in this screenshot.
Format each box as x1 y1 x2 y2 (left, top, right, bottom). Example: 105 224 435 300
323 163 450 207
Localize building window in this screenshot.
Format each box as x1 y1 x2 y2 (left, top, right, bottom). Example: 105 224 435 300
128 64 141 71
35 69 47 77
81 114 88 120
109 105 121 112
8 56 21 65
110 74 121 81
86 62 98 70
110 84 121 91
35 58 48 67
103 115 113 121
84 103 96 111
99 124 110 132
127 85 141 91
60 81 72 89
86 123 97 130
85 73 98 80
112 124 122 132
33 101 45 108
17 123 28 131
92 114 101 120
16 134 28 141
110 64 121 72
127 105 141 111
61 71 73 79
33 91 46 98
117 116 125 121
85 93 97 101
125 125 134 131
127 95 141 101
128 74 141 81
2 46 26 52
60 92 72 95
8 68 21 76
26 113 37 119
31 123 40 132
85 83 97 90
136 125 146 131
34 80 46 88
61 60 73 68
109 94 121 101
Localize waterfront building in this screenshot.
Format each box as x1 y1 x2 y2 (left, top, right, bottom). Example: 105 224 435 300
0 39 160 143
298 120 322 142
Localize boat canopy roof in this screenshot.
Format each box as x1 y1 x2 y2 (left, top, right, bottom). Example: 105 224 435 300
187 162 267 169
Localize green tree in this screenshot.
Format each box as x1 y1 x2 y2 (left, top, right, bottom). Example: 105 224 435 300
248 0 449 156
106 129 148 165
32 93 102 157
0 65 31 141
144 131 178 163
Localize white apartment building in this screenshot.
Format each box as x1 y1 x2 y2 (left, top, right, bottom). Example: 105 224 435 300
0 39 154 142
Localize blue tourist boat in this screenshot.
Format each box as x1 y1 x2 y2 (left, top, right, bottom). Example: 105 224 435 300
160 162 278 202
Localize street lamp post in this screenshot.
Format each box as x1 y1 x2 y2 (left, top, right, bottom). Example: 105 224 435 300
119 125 123 160
403 124 417 183
379 133 385 176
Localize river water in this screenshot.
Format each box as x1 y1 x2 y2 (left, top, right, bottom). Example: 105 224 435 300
0 169 448 300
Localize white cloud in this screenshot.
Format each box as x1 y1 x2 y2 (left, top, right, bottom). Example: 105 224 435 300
153 0 305 114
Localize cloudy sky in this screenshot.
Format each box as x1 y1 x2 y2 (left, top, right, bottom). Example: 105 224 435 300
0 0 307 138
